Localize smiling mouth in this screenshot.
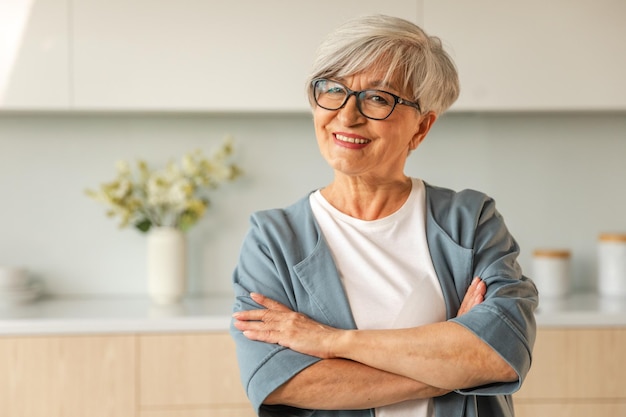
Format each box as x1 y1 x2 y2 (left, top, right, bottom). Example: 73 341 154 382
335 134 371 145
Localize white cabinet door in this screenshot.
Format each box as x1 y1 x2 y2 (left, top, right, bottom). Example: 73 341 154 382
423 0 626 111
0 0 70 109
71 0 419 112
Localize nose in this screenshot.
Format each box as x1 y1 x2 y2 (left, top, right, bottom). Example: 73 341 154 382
338 93 366 124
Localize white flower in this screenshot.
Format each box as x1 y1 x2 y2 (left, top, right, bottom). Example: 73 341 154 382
113 179 132 200
115 160 131 176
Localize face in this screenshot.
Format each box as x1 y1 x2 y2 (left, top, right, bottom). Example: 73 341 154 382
313 72 436 182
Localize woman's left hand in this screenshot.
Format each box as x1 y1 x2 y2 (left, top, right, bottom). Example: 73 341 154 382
233 292 341 359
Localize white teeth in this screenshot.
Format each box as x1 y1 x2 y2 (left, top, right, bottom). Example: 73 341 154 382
335 134 370 144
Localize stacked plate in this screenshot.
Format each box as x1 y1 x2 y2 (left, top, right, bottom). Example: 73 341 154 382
0 267 41 306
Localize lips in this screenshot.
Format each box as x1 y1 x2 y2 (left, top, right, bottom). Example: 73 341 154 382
334 133 371 145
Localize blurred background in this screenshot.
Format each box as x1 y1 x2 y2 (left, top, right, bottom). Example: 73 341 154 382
1 0 624 299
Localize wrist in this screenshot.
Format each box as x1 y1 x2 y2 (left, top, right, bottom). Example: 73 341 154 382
330 329 357 360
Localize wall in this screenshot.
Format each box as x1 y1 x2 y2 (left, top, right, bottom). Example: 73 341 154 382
0 112 625 297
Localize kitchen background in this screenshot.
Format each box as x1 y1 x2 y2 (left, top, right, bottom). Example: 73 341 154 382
1 0 625 299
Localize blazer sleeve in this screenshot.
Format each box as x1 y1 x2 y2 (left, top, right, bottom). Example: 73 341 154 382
447 192 539 395
230 212 320 417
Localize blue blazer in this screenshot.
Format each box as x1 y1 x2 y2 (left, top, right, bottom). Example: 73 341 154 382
231 182 538 417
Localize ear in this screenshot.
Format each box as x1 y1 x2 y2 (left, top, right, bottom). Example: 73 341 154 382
409 112 438 151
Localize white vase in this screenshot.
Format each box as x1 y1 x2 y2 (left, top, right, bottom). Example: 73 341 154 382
147 227 187 305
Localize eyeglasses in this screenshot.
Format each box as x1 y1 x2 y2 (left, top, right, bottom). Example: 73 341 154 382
311 78 421 120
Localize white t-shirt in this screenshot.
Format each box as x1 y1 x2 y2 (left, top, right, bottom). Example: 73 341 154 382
310 178 446 417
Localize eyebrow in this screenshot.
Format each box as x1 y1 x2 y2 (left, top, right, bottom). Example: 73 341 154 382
334 77 401 93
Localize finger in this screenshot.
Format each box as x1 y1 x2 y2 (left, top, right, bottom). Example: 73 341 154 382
238 326 280 344
464 277 480 299
474 278 487 298
232 309 269 321
470 276 482 291
458 277 485 316
468 278 485 307
250 293 293 312
460 278 479 306
233 316 271 332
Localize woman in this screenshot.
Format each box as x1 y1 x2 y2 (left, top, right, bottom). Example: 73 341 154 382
231 14 537 417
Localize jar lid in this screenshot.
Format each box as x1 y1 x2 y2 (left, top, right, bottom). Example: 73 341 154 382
532 249 571 258
599 233 626 242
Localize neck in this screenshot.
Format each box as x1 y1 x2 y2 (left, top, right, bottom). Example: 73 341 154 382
321 176 413 220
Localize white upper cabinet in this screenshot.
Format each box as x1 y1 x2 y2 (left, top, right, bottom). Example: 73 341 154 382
3 1 624 112
423 0 626 111
0 0 70 109
71 0 419 112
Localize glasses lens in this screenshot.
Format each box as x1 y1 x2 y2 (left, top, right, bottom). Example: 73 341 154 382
314 80 347 110
359 90 395 120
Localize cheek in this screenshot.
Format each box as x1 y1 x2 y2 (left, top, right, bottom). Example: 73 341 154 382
313 110 333 139
312 115 328 153
393 122 421 149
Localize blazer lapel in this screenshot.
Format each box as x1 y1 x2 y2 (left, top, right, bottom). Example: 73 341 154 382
293 237 357 330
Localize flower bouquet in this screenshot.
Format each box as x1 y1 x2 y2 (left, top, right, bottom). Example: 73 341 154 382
86 137 242 233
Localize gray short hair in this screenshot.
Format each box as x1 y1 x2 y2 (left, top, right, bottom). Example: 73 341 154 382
306 14 459 115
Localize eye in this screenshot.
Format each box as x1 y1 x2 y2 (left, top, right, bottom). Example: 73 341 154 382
364 91 393 107
324 84 346 96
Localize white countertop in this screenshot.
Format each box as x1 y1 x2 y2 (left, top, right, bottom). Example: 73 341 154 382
534 292 626 327
0 295 235 336
0 293 625 336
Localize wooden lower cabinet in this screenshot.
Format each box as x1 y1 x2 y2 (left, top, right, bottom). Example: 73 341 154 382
0 335 136 417
6 328 621 416
514 328 626 417
138 332 255 417
0 331 254 417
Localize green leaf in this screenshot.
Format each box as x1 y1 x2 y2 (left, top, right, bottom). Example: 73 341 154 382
178 216 194 233
135 219 152 233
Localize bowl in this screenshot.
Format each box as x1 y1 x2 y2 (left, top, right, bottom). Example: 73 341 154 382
0 267 29 291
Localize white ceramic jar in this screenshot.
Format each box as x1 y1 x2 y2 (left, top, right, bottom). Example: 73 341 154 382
598 233 626 297
532 249 571 298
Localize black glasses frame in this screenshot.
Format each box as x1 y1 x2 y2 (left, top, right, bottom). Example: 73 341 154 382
311 78 421 120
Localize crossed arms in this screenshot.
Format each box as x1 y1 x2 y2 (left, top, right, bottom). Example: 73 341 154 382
233 277 516 410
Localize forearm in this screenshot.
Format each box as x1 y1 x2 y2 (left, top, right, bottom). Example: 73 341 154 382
333 321 517 390
264 358 450 410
